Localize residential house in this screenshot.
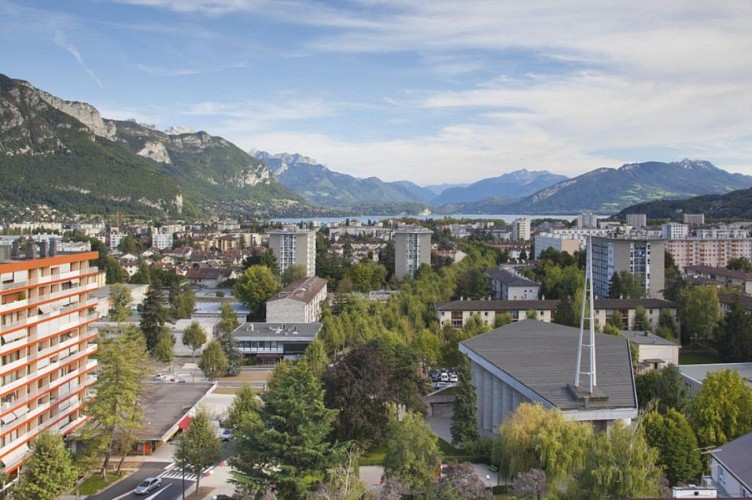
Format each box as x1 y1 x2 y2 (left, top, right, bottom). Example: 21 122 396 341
265 277 327 323
710 431 752 498
686 266 752 295
620 330 679 372
486 268 541 300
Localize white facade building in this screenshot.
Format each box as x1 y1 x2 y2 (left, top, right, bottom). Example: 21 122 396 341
511 218 530 241
394 227 432 280
268 227 316 277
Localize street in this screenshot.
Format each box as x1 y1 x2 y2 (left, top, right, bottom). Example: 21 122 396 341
87 462 196 500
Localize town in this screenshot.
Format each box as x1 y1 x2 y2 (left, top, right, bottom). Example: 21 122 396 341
1 210 751 499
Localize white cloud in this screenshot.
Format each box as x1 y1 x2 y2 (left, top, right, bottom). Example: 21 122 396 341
53 30 104 88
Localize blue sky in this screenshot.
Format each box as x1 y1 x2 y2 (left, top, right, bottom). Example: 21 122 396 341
2 1 751 185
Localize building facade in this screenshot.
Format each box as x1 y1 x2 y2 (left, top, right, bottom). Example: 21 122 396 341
486 268 541 300
661 223 689 240
511 218 531 241
626 214 647 230
394 227 432 280
268 227 316 277
665 238 752 269
534 233 583 258
591 237 665 299
0 250 100 477
265 277 327 323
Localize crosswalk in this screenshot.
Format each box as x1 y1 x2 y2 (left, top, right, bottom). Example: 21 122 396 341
159 463 216 481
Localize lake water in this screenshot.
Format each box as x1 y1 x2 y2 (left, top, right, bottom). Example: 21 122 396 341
271 214 580 225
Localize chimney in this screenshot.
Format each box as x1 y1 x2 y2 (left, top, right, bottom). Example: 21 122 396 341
26 243 37 260
39 240 47 258
49 239 57 256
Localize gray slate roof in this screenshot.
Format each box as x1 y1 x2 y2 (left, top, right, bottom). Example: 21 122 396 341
486 268 540 288
266 277 327 304
460 320 637 412
436 298 677 312
232 322 322 340
711 431 752 492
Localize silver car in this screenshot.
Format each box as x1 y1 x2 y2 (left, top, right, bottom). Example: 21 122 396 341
134 477 161 495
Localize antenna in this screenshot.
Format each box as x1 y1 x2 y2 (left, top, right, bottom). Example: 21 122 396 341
574 236 596 393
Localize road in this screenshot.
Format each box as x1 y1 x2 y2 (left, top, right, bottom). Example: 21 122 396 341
87 462 195 500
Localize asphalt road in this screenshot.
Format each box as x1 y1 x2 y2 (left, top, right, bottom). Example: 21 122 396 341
88 462 195 500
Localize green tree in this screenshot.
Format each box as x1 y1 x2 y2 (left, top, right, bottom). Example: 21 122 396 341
494 312 512 328
140 284 168 352
643 409 702 486
174 406 222 498
608 271 622 298
12 431 77 500
217 302 242 375
81 326 148 480
525 309 538 320
383 404 443 497
281 263 308 286
130 260 152 285
154 326 175 365
572 421 661 499
686 369 752 448
301 337 330 378
104 255 126 284
455 268 490 300
109 283 132 323
233 265 281 321
716 294 752 362
224 384 260 431
554 295 576 327
619 271 646 299
231 361 341 499
169 283 196 320
118 232 143 254
182 321 207 363
435 462 493 500
451 357 478 447
494 403 591 484
678 285 720 345
609 310 624 330
634 364 687 413
633 305 651 331
199 340 229 379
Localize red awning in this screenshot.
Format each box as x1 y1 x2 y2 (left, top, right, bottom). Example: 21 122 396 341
178 416 191 431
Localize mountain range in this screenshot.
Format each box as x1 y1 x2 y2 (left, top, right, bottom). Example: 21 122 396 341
0 74 301 217
1 72 750 218
618 186 752 220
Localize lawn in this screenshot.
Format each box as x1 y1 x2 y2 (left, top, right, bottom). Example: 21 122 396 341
77 473 127 495
680 349 719 365
359 438 485 466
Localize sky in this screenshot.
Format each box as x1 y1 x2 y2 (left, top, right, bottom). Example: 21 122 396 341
2 1 752 185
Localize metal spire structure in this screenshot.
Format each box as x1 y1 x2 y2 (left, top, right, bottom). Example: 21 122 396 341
574 235 596 393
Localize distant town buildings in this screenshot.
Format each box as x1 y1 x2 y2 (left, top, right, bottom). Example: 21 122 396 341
394 226 432 280
626 213 647 229
683 213 705 225
511 218 531 241
268 227 316 277
534 233 583 258
661 222 689 240
577 212 599 228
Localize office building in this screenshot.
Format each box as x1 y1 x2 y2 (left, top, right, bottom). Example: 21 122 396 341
268 227 316 277
0 247 99 479
591 237 665 299
394 226 432 280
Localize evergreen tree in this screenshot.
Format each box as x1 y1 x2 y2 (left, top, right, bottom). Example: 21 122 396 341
199 340 229 379
12 431 77 500
174 406 222 498
383 404 443 497
450 357 478 446
140 284 167 352
716 294 752 362
554 295 576 327
231 361 341 499
109 283 132 323
608 271 622 298
224 384 260 431
643 409 702 486
182 321 207 363
217 302 242 375
301 337 330 379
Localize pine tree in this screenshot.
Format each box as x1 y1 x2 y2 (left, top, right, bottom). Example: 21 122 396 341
608 271 622 298
450 357 478 446
716 294 752 362
218 302 242 374
13 431 77 500
174 406 222 498
140 284 167 352
230 361 341 499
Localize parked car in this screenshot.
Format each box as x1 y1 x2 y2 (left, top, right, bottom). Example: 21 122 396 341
440 372 449 382
448 372 458 383
134 477 161 495
219 428 232 441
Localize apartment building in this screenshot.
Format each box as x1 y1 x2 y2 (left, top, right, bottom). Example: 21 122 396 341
268 227 316 277
511 218 530 241
0 248 99 478
665 238 752 269
591 237 665 299
626 214 647 230
394 226 432 280
266 277 327 323
662 223 689 240
534 233 583 258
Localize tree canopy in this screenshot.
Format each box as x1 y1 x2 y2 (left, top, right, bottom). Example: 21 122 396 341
12 431 77 500
233 265 281 321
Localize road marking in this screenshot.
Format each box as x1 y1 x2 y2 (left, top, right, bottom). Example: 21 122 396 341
145 482 172 499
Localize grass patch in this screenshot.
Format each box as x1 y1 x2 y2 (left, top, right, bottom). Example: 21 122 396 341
358 439 487 467
680 349 719 365
359 445 387 466
77 473 127 495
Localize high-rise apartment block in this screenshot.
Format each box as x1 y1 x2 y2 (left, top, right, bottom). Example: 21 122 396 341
577 212 599 228
591 237 665 299
511 218 530 241
662 223 689 240
394 227 432 280
626 214 647 229
268 227 316 277
0 247 99 477
683 214 705 225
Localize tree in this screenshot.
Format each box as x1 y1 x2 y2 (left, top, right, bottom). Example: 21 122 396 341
108 283 133 323
608 271 622 298
494 312 512 328
511 469 548 500
455 268 490 300
323 343 393 445
231 361 341 499
218 302 242 375
182 321 207 363
174 405 222 498
199 340 229 379
634 305 651 331
281 263 308 286
571 421 661 499
525 309 538 320
311 445 370 500
118 233 143 254
608 310 624 330
81 326 148 480
140 284 168 352
104 255 126 284
154 326 175 366
451 357 478 447
224 384 260 431
554 294 576 327
12 431 77 500
383 404 443 497
234 265 281 321
716 294 752 362
169 282 196 320
618 271 646 299
634 364 687 413
678 285 720 345
686 369 752 448
494 403 591 484
301 337 330 378
435 462 492 500
130 260 152 285
643 409 702 486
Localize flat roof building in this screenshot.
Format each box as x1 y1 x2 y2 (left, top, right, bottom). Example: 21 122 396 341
268 227 316 278
394 226 432 280
591 237 665 299
232 322 321 363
